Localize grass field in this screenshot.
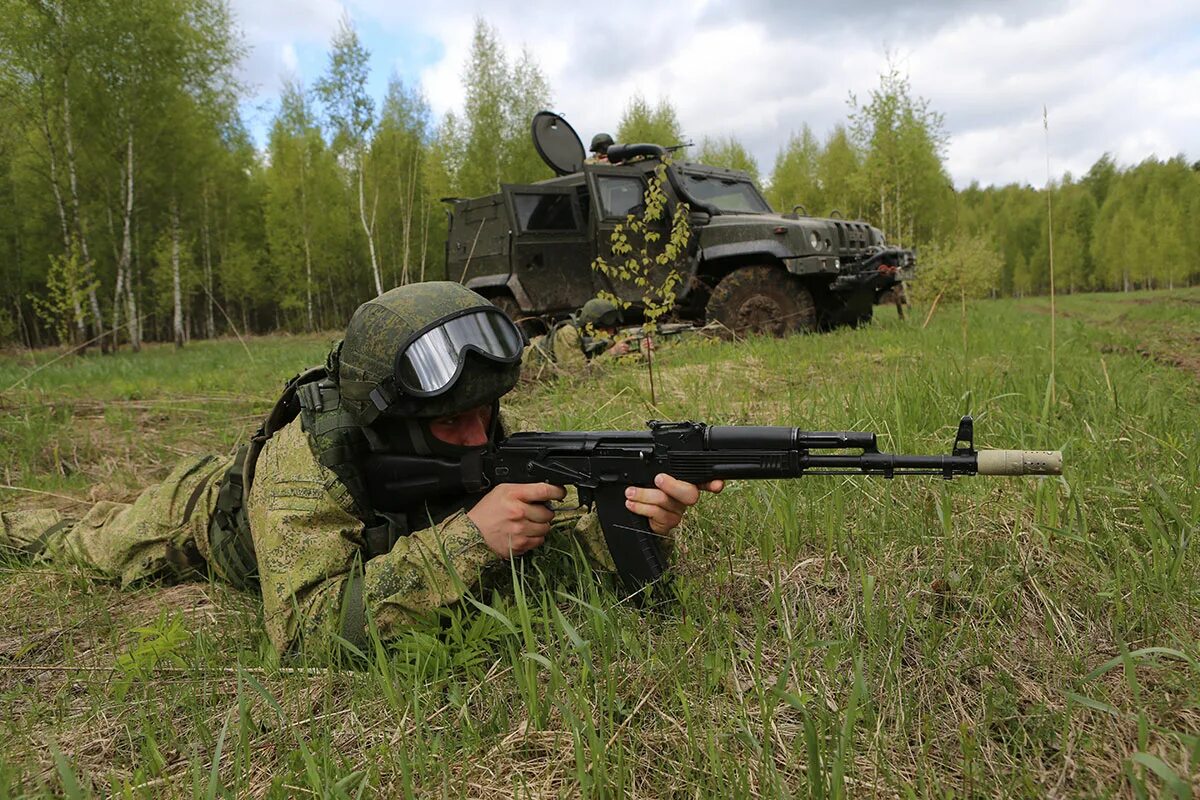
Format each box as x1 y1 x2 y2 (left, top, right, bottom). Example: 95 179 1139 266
1 289 1197 798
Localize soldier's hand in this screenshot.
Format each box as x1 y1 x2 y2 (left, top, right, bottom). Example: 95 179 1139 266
469 483 566 558
624 474 725 536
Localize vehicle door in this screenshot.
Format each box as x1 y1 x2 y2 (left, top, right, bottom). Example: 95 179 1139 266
503 184 594 314
448 195 510 285
587 166 674 307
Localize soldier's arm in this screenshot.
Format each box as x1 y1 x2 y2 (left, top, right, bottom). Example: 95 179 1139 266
248 422 505 656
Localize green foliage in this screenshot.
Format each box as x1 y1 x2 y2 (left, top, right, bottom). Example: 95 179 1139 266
449 18 553 198
590 161 692 325
616 94 684 146
767 125 822 213
849 64 954 246
2 292 1199 795
4 8 1197 348
113 612 193 701
909 230 1003 304
817 125 862 218
265 79 356 329
371 77 437 287
148 225 193 320
956 154 1200 296
314 15 375 155
0 308 15 343
29 244 96 345
695 135 760 183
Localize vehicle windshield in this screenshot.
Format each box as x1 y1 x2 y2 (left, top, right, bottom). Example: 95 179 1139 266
676 170 771 213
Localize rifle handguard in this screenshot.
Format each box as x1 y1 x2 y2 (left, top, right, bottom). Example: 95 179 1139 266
976 450 1063 476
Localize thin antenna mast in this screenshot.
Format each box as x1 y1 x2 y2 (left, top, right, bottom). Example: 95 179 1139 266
1044 106 1056 404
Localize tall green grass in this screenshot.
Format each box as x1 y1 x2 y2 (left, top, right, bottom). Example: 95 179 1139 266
1 291 1197 797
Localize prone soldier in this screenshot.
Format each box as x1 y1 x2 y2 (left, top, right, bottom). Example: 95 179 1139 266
1 283 722 655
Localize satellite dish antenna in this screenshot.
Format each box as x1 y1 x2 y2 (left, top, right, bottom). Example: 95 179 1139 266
531 110 585 176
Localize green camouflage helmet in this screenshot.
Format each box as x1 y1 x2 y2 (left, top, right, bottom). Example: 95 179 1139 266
336 282 523 423
577 298 621 328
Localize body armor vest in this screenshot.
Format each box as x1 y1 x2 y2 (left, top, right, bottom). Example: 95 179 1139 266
207 367 448 589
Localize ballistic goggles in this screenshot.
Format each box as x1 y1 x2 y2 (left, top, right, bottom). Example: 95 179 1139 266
367 307 525 412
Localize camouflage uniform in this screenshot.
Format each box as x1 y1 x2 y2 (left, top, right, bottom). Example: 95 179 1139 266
0 455 228 585
523 323 592 378
244 413 614 654
521 298 628 381
0 414 615 655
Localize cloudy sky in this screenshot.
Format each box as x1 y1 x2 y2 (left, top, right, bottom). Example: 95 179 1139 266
230 0 1199 189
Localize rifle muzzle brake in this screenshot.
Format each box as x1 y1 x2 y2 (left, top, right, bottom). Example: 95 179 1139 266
976 450 1063 476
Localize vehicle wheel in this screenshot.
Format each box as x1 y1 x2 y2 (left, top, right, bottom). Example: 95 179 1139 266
705 266 816 337
489 294 543 337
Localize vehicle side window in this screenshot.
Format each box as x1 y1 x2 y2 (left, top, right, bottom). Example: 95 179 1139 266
597 177 646 218
513 193 578 232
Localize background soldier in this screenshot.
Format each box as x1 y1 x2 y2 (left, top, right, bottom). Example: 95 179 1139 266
521 297 646 381
586 132 614 164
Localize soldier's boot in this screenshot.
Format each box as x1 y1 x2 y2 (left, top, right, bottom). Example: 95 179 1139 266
0 509 75 561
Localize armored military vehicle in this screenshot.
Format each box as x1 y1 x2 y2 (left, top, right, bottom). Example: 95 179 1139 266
443 111 914 335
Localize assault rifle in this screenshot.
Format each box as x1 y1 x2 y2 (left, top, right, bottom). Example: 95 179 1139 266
363 416 1062 592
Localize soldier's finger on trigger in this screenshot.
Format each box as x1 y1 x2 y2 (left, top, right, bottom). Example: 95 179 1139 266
524 503 555 524
523 525 551 545
520 482 566 503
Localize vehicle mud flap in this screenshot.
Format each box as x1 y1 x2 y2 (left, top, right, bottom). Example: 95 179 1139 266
593 484 669 595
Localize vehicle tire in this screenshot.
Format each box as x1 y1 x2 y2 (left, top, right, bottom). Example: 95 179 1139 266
705 265 816 337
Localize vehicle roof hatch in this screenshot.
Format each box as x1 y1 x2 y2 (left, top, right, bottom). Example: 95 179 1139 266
531 110 585 176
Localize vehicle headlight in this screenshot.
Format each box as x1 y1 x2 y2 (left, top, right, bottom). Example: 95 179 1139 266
809 231 820 250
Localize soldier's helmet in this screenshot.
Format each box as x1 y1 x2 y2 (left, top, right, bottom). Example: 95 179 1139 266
590 133 614 155
336 282 525 425
577 297 621 328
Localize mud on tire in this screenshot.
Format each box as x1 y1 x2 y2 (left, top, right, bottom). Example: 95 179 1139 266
705 265 816 337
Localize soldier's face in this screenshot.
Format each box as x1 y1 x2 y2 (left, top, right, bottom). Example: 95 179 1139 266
428 404 493 447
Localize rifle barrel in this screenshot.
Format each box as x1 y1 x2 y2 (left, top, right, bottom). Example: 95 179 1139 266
705 426 876 450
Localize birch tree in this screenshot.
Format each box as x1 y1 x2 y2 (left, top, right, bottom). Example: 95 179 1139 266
616 95 684 147
767 126 821 213
695 135 760 183
849 65 952 246
316 17 382 296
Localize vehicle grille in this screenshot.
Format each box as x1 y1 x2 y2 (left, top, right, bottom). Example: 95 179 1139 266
833 221 873 254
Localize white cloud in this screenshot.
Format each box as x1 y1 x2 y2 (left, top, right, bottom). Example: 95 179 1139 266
234 0 1200 187
281 43 299 74
228 0 344 94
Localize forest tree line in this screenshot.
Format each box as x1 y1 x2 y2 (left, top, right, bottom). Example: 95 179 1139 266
2 2 1197 350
